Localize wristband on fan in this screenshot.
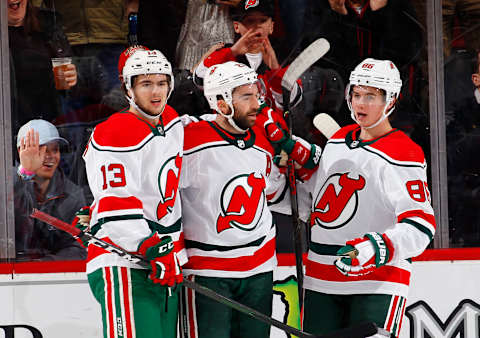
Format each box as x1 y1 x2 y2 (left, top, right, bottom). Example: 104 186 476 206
17 165 35 180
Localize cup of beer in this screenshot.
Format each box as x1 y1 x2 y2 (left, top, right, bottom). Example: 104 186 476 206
51 57 72 90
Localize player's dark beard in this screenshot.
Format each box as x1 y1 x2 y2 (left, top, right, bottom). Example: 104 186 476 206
232 107 256 131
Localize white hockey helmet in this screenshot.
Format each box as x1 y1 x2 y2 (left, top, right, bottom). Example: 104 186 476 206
204 61 262 132
123 49 174 99
346 58 402 128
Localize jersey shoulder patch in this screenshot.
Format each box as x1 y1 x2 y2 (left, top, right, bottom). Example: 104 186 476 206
184 120 223 151
370 130 425 164
93 111 153 148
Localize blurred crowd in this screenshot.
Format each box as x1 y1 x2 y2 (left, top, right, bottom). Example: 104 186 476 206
7 0 480 259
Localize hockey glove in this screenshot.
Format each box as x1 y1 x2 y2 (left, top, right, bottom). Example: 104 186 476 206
257 105 320 169
334 232 394 277
71 206 91 248
137 233 183 287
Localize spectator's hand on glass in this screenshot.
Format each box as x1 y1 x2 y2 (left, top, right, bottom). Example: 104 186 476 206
63 63 77 88
231 28 264 56
328 0 348 15
215 0 242 7
261 37 280 70
19 129 46 173
369 0 387 11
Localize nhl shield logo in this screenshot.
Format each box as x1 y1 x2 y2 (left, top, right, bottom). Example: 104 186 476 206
245 0 260 10
237 139 246 148
157 125 165 136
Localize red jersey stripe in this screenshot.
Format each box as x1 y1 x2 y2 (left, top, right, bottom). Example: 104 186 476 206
98 196 143 213
397 210 436 228
305 259 411 285
184 238 276 271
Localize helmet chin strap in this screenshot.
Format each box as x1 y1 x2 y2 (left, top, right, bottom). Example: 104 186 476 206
363 103 395 129
350 98 395 130
219 103 248 133
126 93 166 121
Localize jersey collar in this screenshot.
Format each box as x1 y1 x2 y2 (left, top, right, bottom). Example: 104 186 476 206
208 121 256 149
345 126 399 149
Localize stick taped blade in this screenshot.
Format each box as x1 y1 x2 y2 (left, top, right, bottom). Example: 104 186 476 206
281 38 330 92
313 113 341 139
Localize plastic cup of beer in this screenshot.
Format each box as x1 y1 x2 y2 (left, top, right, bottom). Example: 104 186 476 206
51 57 72 90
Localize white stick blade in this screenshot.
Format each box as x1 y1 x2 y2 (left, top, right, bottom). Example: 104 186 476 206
281 38 331 91
313 113 341 139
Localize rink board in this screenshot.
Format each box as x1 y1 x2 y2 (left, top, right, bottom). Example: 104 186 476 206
1 251 480 338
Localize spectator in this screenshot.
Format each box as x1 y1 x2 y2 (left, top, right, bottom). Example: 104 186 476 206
175 0 237 71
40 0 137 92
14 119 87 261
302 0 423 127
8 0 77 136
447 50 480 247
443 0 480 57
193 0 302 111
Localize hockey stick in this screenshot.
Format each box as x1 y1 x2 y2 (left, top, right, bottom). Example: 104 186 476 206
30 209 384 338
281 38 330 311
29 209 318 338
313 113 341 139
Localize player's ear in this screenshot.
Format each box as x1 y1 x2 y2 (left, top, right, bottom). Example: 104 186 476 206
386 98 397 111
217 100 229 114
268 19 274 35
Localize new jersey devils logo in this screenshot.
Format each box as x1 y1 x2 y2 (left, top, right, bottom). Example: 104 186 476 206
157 154 182 220
245 0 260 10
216 173 266 233
311 173 366 229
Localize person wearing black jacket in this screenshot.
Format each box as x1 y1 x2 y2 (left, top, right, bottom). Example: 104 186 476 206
8 0 77 136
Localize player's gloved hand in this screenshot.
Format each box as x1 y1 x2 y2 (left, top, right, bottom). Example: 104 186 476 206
334 232 394 277
257 105 321 169
137 233 183 287
72 206 91 248
257 105 291 145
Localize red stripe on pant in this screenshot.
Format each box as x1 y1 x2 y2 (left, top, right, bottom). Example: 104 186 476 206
105 267 116 338
120 267 134 338
385 295 400 332
186 276 197 338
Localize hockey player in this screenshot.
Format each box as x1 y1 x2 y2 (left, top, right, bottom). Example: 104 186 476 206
193 0 302 111
82 49 185 338
180 61 294 338
300 58 436 337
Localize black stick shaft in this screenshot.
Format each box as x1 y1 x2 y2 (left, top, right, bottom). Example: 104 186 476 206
30 209 319 338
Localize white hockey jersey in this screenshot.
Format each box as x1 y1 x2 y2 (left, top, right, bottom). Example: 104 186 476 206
83 107 187 274
300 124 436 297
180 120 287 278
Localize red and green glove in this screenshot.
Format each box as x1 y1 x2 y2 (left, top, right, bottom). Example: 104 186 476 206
334 232 395 277
137 233 183 286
